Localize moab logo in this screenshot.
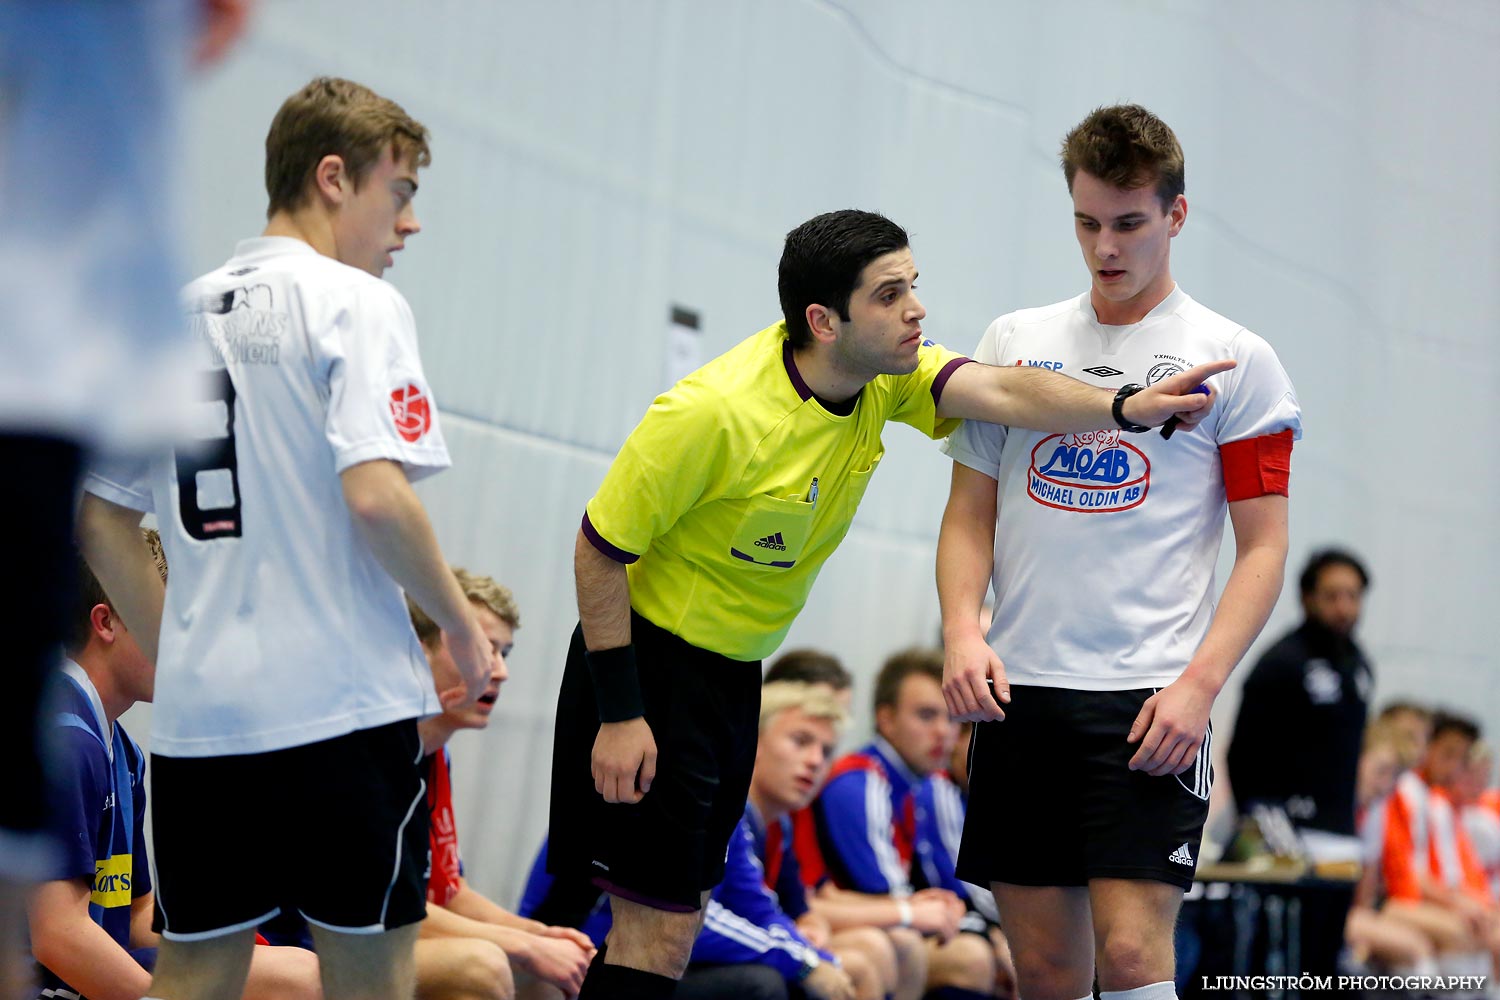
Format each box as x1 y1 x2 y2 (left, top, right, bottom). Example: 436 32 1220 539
1028 430 1149 513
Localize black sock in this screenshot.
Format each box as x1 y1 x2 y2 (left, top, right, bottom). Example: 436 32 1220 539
578 958 678 999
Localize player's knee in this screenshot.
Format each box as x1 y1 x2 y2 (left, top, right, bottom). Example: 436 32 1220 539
841 926 898 986
837 950 880 1000
931 932 996 991
609 922 698 978
245 946 321 1000
887 925 927 976
476 943 516 1000
451 939 515 1000
1010 939 1086 999
1096 924 1170 987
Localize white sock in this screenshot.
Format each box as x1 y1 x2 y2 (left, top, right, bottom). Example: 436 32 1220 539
1100 982 1178 1000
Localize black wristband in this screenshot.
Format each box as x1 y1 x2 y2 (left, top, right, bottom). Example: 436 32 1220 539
585 644 645 723
1112 383 1152 433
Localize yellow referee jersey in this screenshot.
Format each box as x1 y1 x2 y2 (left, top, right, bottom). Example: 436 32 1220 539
583 322 969 661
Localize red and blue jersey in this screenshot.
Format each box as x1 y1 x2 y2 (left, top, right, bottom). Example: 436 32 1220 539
424 748 464 907
691 804 835 978
807 739 919 894
912 773 999 927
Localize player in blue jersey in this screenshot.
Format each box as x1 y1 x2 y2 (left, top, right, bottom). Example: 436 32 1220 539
810 651 998 998
28 534 318 999
692 681 897 1000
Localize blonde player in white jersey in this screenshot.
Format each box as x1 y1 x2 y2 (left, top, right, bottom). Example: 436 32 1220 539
938 105 1302 1000
79 77 490 1000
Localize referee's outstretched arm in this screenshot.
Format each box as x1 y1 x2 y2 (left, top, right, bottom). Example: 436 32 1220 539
937 357 1234 432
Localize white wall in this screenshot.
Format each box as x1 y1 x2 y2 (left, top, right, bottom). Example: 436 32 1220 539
143 0 1499 907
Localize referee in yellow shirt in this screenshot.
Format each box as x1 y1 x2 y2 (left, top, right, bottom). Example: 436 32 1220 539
551 209 1228 999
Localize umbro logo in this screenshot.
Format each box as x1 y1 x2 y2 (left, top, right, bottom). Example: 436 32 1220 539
1082 364 1125 378
754 532 788 552
1169 843 1194 866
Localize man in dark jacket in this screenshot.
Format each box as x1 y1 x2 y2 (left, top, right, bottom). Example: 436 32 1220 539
1228 548 1373 833
1227 548 1372 985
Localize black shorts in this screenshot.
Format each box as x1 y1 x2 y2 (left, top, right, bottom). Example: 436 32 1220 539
956 686 1212 890
548 611 762 911
0 433 81 876
150 719 429 939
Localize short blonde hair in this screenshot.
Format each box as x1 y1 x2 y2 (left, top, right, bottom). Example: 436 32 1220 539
408 567 520 648
1364 718 1421 770
759 681 848 737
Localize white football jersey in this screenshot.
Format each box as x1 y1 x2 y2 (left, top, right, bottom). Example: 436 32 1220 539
86 237 448 756
944 286 1302 690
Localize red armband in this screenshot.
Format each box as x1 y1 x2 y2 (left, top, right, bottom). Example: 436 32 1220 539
1220 429 1293 501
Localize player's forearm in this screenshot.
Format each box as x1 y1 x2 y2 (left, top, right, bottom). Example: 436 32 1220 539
424 902 544 961
29 912 153 1000
936 489 996 643
128 894 159 950
1180 538 1286 697
574 529 631 651
807 889 907 932
421 899 504 940
341 459 473 638
446 882 539 932
77 494 164 663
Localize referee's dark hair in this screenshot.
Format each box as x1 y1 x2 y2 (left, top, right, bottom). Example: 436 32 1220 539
765 648 852 693
1298 548 1370 597
778 210 909 349
872 647 943 712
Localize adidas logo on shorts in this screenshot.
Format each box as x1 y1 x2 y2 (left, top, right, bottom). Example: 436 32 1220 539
754 531 787 552
1168 843 1194 866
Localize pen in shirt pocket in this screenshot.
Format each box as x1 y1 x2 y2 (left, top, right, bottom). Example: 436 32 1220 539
808 477 819 509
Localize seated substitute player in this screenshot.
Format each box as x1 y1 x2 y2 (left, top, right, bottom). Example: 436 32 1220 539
28 535 320 1000
692 681 895 1000
938 104 1303 1000
553 207 1230 999
516 846 790 1000
764 648 854 713
912 723 1017 1000
1345 720 1443 976
808 651 998 998
407 570 595 1000
77 77 492 1000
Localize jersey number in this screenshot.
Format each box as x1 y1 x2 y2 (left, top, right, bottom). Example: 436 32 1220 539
174 368 244 539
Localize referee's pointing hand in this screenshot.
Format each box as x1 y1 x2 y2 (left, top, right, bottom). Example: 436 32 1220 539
593 718 658 804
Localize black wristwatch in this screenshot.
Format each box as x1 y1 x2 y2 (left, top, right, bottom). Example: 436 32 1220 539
1112 383 1152 433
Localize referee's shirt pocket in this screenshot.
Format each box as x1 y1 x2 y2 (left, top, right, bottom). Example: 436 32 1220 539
728 494 814 568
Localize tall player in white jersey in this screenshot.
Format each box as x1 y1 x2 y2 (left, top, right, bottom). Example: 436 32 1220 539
79 78 490 1000
938 105 1302 1000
